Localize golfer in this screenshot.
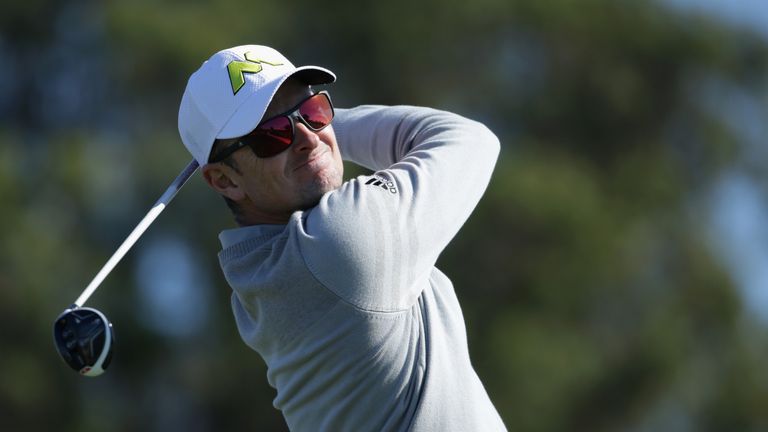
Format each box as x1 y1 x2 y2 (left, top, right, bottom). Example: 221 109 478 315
178 45 506 431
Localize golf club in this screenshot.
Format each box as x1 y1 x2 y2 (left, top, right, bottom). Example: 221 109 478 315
53 159 199 376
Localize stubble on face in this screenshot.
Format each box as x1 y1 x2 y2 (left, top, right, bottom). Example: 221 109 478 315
292 141 343 209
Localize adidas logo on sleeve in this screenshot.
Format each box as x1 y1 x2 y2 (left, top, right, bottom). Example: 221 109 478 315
364 175 398 194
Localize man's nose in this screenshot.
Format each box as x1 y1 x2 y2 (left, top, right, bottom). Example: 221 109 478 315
292 122 321 153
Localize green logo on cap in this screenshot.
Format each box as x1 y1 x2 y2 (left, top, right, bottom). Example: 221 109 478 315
227 52 283 95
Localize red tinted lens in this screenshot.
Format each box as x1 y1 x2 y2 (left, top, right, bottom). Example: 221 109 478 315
244 116 293 158
298 93 333 130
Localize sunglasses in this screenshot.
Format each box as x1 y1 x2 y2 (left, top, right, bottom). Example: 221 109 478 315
210 91 334 162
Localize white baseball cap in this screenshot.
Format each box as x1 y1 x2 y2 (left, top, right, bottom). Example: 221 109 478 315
178 45 336 165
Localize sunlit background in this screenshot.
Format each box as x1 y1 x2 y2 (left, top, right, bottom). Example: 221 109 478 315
1 0 767 431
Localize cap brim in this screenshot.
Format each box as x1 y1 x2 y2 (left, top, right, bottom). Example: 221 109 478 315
216 66 336 141
292 66 336 86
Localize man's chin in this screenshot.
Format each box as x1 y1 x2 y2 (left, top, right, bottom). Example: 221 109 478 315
296 173 342 209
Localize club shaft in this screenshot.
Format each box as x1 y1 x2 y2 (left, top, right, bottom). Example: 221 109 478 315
74 160 199 307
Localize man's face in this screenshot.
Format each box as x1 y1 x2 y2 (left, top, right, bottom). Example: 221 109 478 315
211 79 344 224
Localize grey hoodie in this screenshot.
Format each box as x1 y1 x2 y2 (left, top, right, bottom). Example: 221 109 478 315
217 105 506 431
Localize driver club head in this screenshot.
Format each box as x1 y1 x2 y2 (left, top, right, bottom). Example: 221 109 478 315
53 306 114 377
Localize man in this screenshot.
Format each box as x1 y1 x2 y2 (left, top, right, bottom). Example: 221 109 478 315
178 45 506 431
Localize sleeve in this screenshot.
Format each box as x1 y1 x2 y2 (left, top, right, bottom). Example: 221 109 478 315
299 105 500 312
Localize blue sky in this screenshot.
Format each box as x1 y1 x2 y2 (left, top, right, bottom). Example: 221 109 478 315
664 0 768 39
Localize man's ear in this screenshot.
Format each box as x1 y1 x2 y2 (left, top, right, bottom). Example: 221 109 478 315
202 163 247 201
